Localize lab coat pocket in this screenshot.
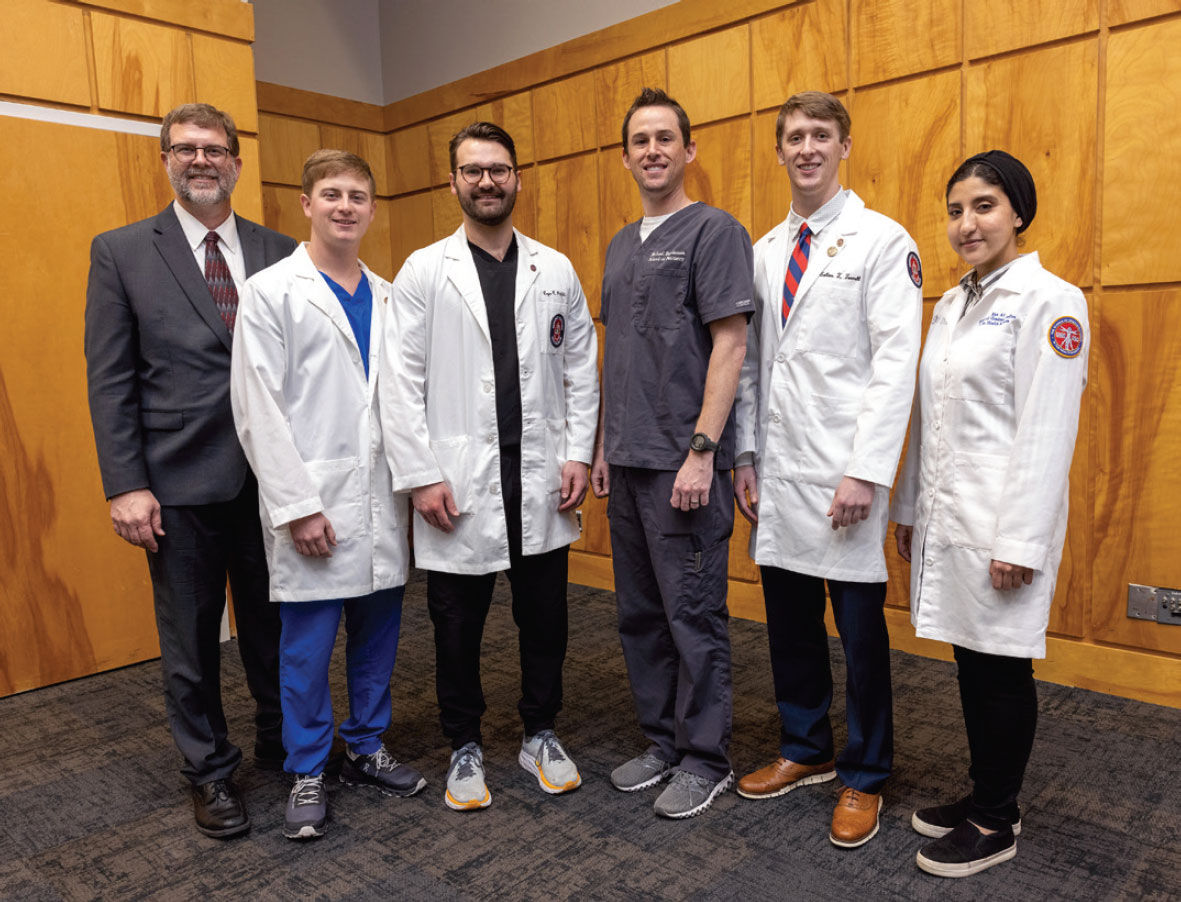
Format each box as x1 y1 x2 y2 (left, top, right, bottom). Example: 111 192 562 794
798 392 858 483
543 417 566 494
796 282 863 357
429 435 472 513
305 457 365 540
950 452 1007 550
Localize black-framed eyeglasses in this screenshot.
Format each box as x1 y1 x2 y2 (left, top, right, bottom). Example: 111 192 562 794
169 144 232 163
455 164 515 185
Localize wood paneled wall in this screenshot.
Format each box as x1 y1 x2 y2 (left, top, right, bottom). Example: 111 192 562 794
0 0 262 696
257 0 1181 707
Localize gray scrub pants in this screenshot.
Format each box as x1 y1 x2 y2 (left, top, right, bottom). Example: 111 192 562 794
607 464 734 782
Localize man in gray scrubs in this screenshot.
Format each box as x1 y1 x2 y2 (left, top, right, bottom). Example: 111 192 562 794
590 88 752 819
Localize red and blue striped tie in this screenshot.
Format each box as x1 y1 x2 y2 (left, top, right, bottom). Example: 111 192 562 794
204 231 239 333
782 222 812 328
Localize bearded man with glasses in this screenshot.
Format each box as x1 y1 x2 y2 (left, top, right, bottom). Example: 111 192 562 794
381 122 598 812
85 103 296 838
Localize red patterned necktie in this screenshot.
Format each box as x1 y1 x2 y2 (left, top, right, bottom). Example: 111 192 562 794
204 231 239 333
782 221 812 327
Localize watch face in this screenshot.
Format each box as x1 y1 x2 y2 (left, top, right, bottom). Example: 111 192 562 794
691 434 705 451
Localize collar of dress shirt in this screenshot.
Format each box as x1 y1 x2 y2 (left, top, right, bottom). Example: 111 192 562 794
787 187 848 241
172 200 240 259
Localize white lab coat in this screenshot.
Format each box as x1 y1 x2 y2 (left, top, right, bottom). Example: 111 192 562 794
230 244 410 601
889 253 1089 658
735 192 922 581
380 227 599 575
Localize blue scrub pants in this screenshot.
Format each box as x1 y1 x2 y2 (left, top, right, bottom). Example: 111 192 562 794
608 465 734 783
760 566 893 793
279 586 404 775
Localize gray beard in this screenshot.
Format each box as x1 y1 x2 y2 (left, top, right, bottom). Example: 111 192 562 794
170 166 238 207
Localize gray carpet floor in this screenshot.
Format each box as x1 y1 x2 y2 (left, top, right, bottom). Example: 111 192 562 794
2 571 1178 901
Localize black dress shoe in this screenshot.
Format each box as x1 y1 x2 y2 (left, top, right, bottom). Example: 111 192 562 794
191 778 251 838
254 738 287 771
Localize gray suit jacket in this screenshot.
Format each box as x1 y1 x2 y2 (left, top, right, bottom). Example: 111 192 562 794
85 205 297 506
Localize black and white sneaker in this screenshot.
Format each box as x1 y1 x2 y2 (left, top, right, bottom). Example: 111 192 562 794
916 820 1016 877
340 743 426 798
284 773 327 840
912 794 1021 838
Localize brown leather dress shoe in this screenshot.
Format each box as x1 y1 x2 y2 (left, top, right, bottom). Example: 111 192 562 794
191 778 251 838
830 786 882 848
736 756 836 799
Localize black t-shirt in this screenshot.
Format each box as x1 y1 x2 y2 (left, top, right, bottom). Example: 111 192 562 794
469 237 521 453
600 203 754 470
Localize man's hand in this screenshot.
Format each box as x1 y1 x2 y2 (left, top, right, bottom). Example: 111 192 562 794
990 559 1034 591
590 446 610 498
734 464 759 525
558 461 589 511
895 524 913 562
826 476 875 530
672 451 714 511
412 481 460 532
110 488 165 552
290 512 337 557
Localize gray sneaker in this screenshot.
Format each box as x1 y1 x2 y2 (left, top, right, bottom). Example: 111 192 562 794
653 770 733 819
445 742 491 811
519 730 582 794
284 773 327 840
340 743 427 797
611 752 675 792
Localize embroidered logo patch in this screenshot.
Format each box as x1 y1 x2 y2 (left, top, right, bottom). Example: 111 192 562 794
550 313 565 348
906 251 923 288
1049 316 1083 358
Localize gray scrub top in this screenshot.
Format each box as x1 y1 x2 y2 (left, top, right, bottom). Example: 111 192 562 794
600 202 753 471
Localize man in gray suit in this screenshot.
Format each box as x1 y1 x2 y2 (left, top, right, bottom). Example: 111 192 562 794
85 103 296 838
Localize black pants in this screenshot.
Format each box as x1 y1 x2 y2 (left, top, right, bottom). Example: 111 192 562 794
145 476 282 785
954 644 1037 831
426 448 569 749
761 567 893 792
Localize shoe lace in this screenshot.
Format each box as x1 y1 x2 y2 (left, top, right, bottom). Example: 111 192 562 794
452 751 477 780
292 774 324 806
538 732 567 763
372 745 398 771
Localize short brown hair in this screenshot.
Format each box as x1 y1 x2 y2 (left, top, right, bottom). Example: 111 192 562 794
301 149 376 198
621 87 691 147
448 121 517 171
774 91 851 144
160 103 240 156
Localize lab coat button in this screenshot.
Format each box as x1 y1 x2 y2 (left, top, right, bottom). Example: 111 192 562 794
483 382 493 393
490 484 500 495
776 353 786 363
772 412 781 423
487 434 496 444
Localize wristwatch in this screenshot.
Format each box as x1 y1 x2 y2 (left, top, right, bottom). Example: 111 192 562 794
689 432 719 453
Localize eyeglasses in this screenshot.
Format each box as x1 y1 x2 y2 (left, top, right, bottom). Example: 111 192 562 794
455 164 515 185
168 144 232 163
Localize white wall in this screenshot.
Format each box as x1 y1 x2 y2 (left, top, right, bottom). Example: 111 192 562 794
251 0 386 105
379 0 676 102
250 0 677 106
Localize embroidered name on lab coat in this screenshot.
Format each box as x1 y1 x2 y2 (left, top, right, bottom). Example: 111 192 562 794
978 312 1017 326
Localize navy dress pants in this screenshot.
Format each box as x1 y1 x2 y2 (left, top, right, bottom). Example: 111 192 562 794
760 566 892 793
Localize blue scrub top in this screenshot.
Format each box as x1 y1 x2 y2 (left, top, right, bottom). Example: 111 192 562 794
320 271 373 379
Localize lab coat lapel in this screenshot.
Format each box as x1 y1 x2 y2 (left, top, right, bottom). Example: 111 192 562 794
293 244 368 374
443 226 492 345
363 262 388 403
792 192 865 309
153 206 233 352
514 230 540 314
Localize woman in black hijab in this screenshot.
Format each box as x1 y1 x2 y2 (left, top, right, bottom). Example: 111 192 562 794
890 151 1089 877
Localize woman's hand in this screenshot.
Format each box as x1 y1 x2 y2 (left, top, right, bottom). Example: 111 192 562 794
895 524 913 562
990 559 1033 591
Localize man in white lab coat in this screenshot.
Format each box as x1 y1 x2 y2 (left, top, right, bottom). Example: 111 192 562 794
732 92 922 848
231 150 423 841
381 123 598 812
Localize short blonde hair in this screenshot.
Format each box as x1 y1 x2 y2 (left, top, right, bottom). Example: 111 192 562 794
301 149 376 197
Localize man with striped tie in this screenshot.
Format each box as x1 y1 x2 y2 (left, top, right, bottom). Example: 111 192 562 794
731 92 922 848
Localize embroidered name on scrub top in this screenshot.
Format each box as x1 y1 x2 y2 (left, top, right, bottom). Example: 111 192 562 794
320 271 373 378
